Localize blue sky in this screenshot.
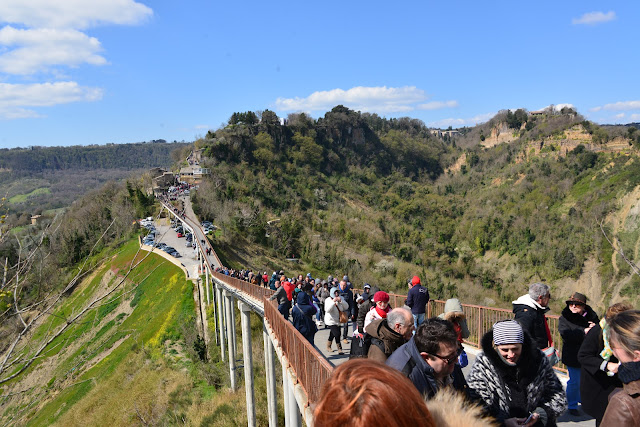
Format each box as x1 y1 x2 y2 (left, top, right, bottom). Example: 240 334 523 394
0 1 638 148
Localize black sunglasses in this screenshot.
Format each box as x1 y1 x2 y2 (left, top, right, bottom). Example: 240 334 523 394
429 347 462 365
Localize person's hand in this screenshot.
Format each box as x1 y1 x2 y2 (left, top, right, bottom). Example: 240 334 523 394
504 413 538 426
607 362 619 374
334 296 341 302
584 321 596 334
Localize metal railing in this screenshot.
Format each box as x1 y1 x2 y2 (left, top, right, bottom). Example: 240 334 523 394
263 298 334 405
211 271 275 301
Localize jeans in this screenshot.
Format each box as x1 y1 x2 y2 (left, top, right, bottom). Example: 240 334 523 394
313 303 321 321
278 301 291 319
567 365 581 409
413 313 425 330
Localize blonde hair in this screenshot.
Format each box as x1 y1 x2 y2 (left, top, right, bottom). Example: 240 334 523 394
609 309 640 356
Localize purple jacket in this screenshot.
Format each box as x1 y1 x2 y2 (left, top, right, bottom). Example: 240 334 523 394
406 284 429 315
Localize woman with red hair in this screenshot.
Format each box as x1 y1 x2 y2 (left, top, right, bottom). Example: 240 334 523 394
314 359 435 426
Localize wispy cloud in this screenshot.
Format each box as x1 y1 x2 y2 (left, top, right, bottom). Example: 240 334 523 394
0 0 151 119
0 81 103 119
630 114 640 121
418 100 459 110
0 0 152 29
275 86 458 114
428 112 495 129
0 27 106 75
591 101 640 112
572 11 616 26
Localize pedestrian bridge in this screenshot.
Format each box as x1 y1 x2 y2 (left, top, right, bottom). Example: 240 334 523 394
152 198 587 426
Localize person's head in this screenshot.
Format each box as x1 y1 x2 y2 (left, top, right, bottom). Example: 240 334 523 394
339 280 347 289
373 291 390 310
415 318 459 380
529 282 551 307
492 320 524 365
274 280 281 288
298 274 303 281
608 309 640 364
411 276 421 287
605 301 634 321
330 287 339 299
387 308 415 341
280 275 286 282
314 359 435 427
566 292 587 315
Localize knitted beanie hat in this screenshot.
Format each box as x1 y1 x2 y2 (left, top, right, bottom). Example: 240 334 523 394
373 291 390 303
493 320 524 346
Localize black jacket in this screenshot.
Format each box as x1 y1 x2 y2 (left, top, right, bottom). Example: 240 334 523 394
512 295 549 349
577 323 622 423
558 305 599 367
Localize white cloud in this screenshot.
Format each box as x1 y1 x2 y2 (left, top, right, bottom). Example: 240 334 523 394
615 113 625 120
572 11 616 26
428 112 495 129
590 101 640 112
0 81 103 119
0 0 152 29
630 114 640 121
418 100 459 110
0 26 106 75
275 86 458 114
194 125 209 130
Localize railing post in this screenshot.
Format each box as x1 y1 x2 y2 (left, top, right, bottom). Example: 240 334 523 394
231 293 238 353
224 289 236 390
239 301 256 427
216 283 226 361
263 321 278 427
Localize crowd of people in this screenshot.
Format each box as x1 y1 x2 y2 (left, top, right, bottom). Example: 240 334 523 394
219 267 638 426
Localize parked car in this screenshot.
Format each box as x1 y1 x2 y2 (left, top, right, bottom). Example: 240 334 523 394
170 251 181 258
185 241 192 247
185 234 193 242
177 232 184 238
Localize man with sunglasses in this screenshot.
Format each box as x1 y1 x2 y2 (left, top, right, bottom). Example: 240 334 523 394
386 317 469 398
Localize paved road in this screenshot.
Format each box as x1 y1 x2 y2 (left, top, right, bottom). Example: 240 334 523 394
312 321 594 426
148 219 201 277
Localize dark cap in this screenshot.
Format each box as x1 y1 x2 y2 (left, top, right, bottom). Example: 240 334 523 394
566 292 587 305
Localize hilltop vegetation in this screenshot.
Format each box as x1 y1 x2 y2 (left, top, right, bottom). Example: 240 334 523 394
193 106 640 313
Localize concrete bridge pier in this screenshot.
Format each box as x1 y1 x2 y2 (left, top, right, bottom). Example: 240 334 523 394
263 324 277 427
205 266 210 306
282 366 302 427
216 284 226 362
224 290 237 390
239 301 256 427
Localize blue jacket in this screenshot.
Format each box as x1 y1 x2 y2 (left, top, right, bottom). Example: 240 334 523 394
386 337 468 398
292 292 317 343
406 284 429 315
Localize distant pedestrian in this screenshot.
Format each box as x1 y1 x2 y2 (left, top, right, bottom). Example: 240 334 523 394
406 276 429 329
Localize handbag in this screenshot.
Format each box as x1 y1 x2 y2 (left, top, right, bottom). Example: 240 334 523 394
542 316 560 366
349 334 368 359
338 309 348 324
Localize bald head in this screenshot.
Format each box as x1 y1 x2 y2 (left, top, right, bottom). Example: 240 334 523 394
387 308 414 341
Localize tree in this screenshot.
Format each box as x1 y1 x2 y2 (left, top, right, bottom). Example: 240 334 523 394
253 132 276 165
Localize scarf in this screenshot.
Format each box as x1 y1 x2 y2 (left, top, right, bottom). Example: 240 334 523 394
618 360 640 384
600 318 613 360
375 305 389 318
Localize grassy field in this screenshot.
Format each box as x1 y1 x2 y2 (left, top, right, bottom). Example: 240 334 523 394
8 187 51 204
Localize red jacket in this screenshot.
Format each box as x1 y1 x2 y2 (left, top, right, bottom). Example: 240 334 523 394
282 281 295 302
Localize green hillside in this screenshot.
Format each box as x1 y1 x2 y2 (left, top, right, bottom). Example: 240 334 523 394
0 239 278 426
194 106 640 314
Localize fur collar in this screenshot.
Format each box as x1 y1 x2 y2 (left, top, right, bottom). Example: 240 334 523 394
560 305 598 327
481 327 541 383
